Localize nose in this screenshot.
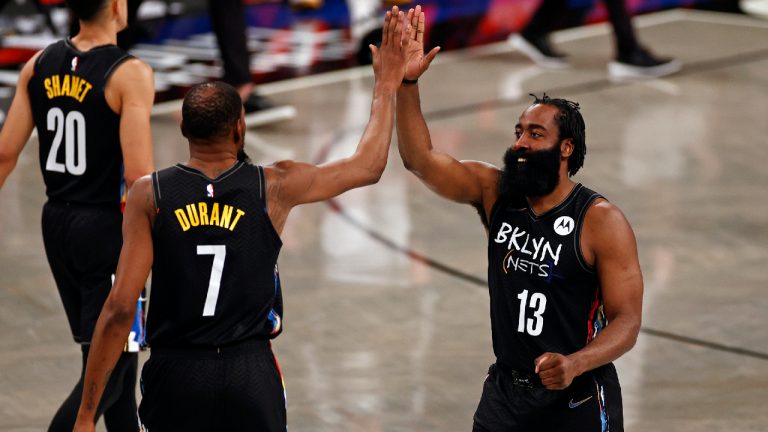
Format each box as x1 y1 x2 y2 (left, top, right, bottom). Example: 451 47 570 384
512 135 527 152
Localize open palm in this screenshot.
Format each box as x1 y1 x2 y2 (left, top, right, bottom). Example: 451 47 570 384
404 5 441 81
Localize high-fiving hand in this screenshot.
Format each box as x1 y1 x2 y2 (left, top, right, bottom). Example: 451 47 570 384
404 5 441 81
370 6 410 88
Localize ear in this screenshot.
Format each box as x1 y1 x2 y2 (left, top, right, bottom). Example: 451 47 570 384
112 0 120 18
233 117 244 143
236 109 246 141
560 138 574 159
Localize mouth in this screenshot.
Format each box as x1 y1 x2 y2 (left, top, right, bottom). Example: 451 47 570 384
517 157 527 163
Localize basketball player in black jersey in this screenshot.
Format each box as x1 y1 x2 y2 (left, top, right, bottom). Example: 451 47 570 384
396 7 643 431
0 0 154 430
73 7 410 432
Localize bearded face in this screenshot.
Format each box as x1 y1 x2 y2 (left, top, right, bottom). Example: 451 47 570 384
499 141 562 197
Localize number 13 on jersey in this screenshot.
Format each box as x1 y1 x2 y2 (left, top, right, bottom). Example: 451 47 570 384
517 289 547 336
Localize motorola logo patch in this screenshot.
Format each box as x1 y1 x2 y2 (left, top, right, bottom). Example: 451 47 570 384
553 216 575 236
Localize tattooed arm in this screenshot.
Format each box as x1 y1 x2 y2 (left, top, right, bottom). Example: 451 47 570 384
74 176 156 431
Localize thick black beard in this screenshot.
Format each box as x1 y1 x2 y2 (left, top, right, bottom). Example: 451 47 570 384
499 143 561 197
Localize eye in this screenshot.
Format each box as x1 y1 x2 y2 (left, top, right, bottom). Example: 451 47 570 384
530 132 542 138
514 130 522 139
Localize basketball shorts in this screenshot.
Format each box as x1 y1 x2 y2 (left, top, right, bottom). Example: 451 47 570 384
473 362 624 432
138 339 286 432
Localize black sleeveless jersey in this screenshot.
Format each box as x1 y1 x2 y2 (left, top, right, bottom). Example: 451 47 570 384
146 162 284 348
27 39 132 206
487 184 606 373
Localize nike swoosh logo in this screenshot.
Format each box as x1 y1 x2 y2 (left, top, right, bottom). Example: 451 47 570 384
568 396 593 408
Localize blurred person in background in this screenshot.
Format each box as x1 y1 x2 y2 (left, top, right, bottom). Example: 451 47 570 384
0 0 155 430
509 0 681 79
78 0 283 113
208 0 277 113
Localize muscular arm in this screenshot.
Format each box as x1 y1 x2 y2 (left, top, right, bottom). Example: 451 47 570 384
536 200 643 390
74 176 155 430
106 58 155 188
396 84 499 209
264 7 408 233
0 52 40 189
273 77 395 204
395 6 498 213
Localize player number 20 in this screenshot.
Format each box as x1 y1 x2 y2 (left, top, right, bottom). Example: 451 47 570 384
198 245 227 317
517 289 547 336
45 108 86 175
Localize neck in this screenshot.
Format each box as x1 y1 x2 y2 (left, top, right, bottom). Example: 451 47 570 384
526 178 577 215
71 20 118 50
186 142 240 178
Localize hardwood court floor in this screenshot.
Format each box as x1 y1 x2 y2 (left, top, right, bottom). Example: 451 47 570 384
1 9 766 432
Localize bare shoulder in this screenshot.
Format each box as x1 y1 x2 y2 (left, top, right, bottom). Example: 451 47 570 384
105 58 154 114
266 159 315 182
585 199 631 230
128 175 155 209
269 159 299 173
108 58 154 95
583 198 637 256
18 50 44 83
262 163 280 184
261 162 295 191
264 160 290 181
112 58 153 83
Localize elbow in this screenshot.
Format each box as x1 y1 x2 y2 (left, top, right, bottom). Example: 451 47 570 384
401 157 414 172
0 153 19 182
624 317 642 351
101 299 137 329
398 150 423 175
398 148 415 172
122 172 142 190
626 330 639 352
364 163 386 185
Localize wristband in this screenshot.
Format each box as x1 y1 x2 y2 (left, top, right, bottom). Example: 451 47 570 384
402 78 418 85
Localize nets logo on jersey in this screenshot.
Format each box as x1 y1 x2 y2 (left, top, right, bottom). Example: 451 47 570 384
206 183 214 198
495 223 563 279
553 216 575 236
71 56 79 72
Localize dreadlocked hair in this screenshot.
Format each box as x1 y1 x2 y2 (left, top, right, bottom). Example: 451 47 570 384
530 93 586 176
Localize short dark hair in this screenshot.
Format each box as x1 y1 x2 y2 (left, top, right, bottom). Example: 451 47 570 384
65 0 109 22
530 93 586 176
181 82 243 142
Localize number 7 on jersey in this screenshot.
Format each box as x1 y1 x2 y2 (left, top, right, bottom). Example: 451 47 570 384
197 245 226 316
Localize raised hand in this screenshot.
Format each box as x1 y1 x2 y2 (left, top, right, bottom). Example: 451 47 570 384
404 5 440 81
370 6 410 89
